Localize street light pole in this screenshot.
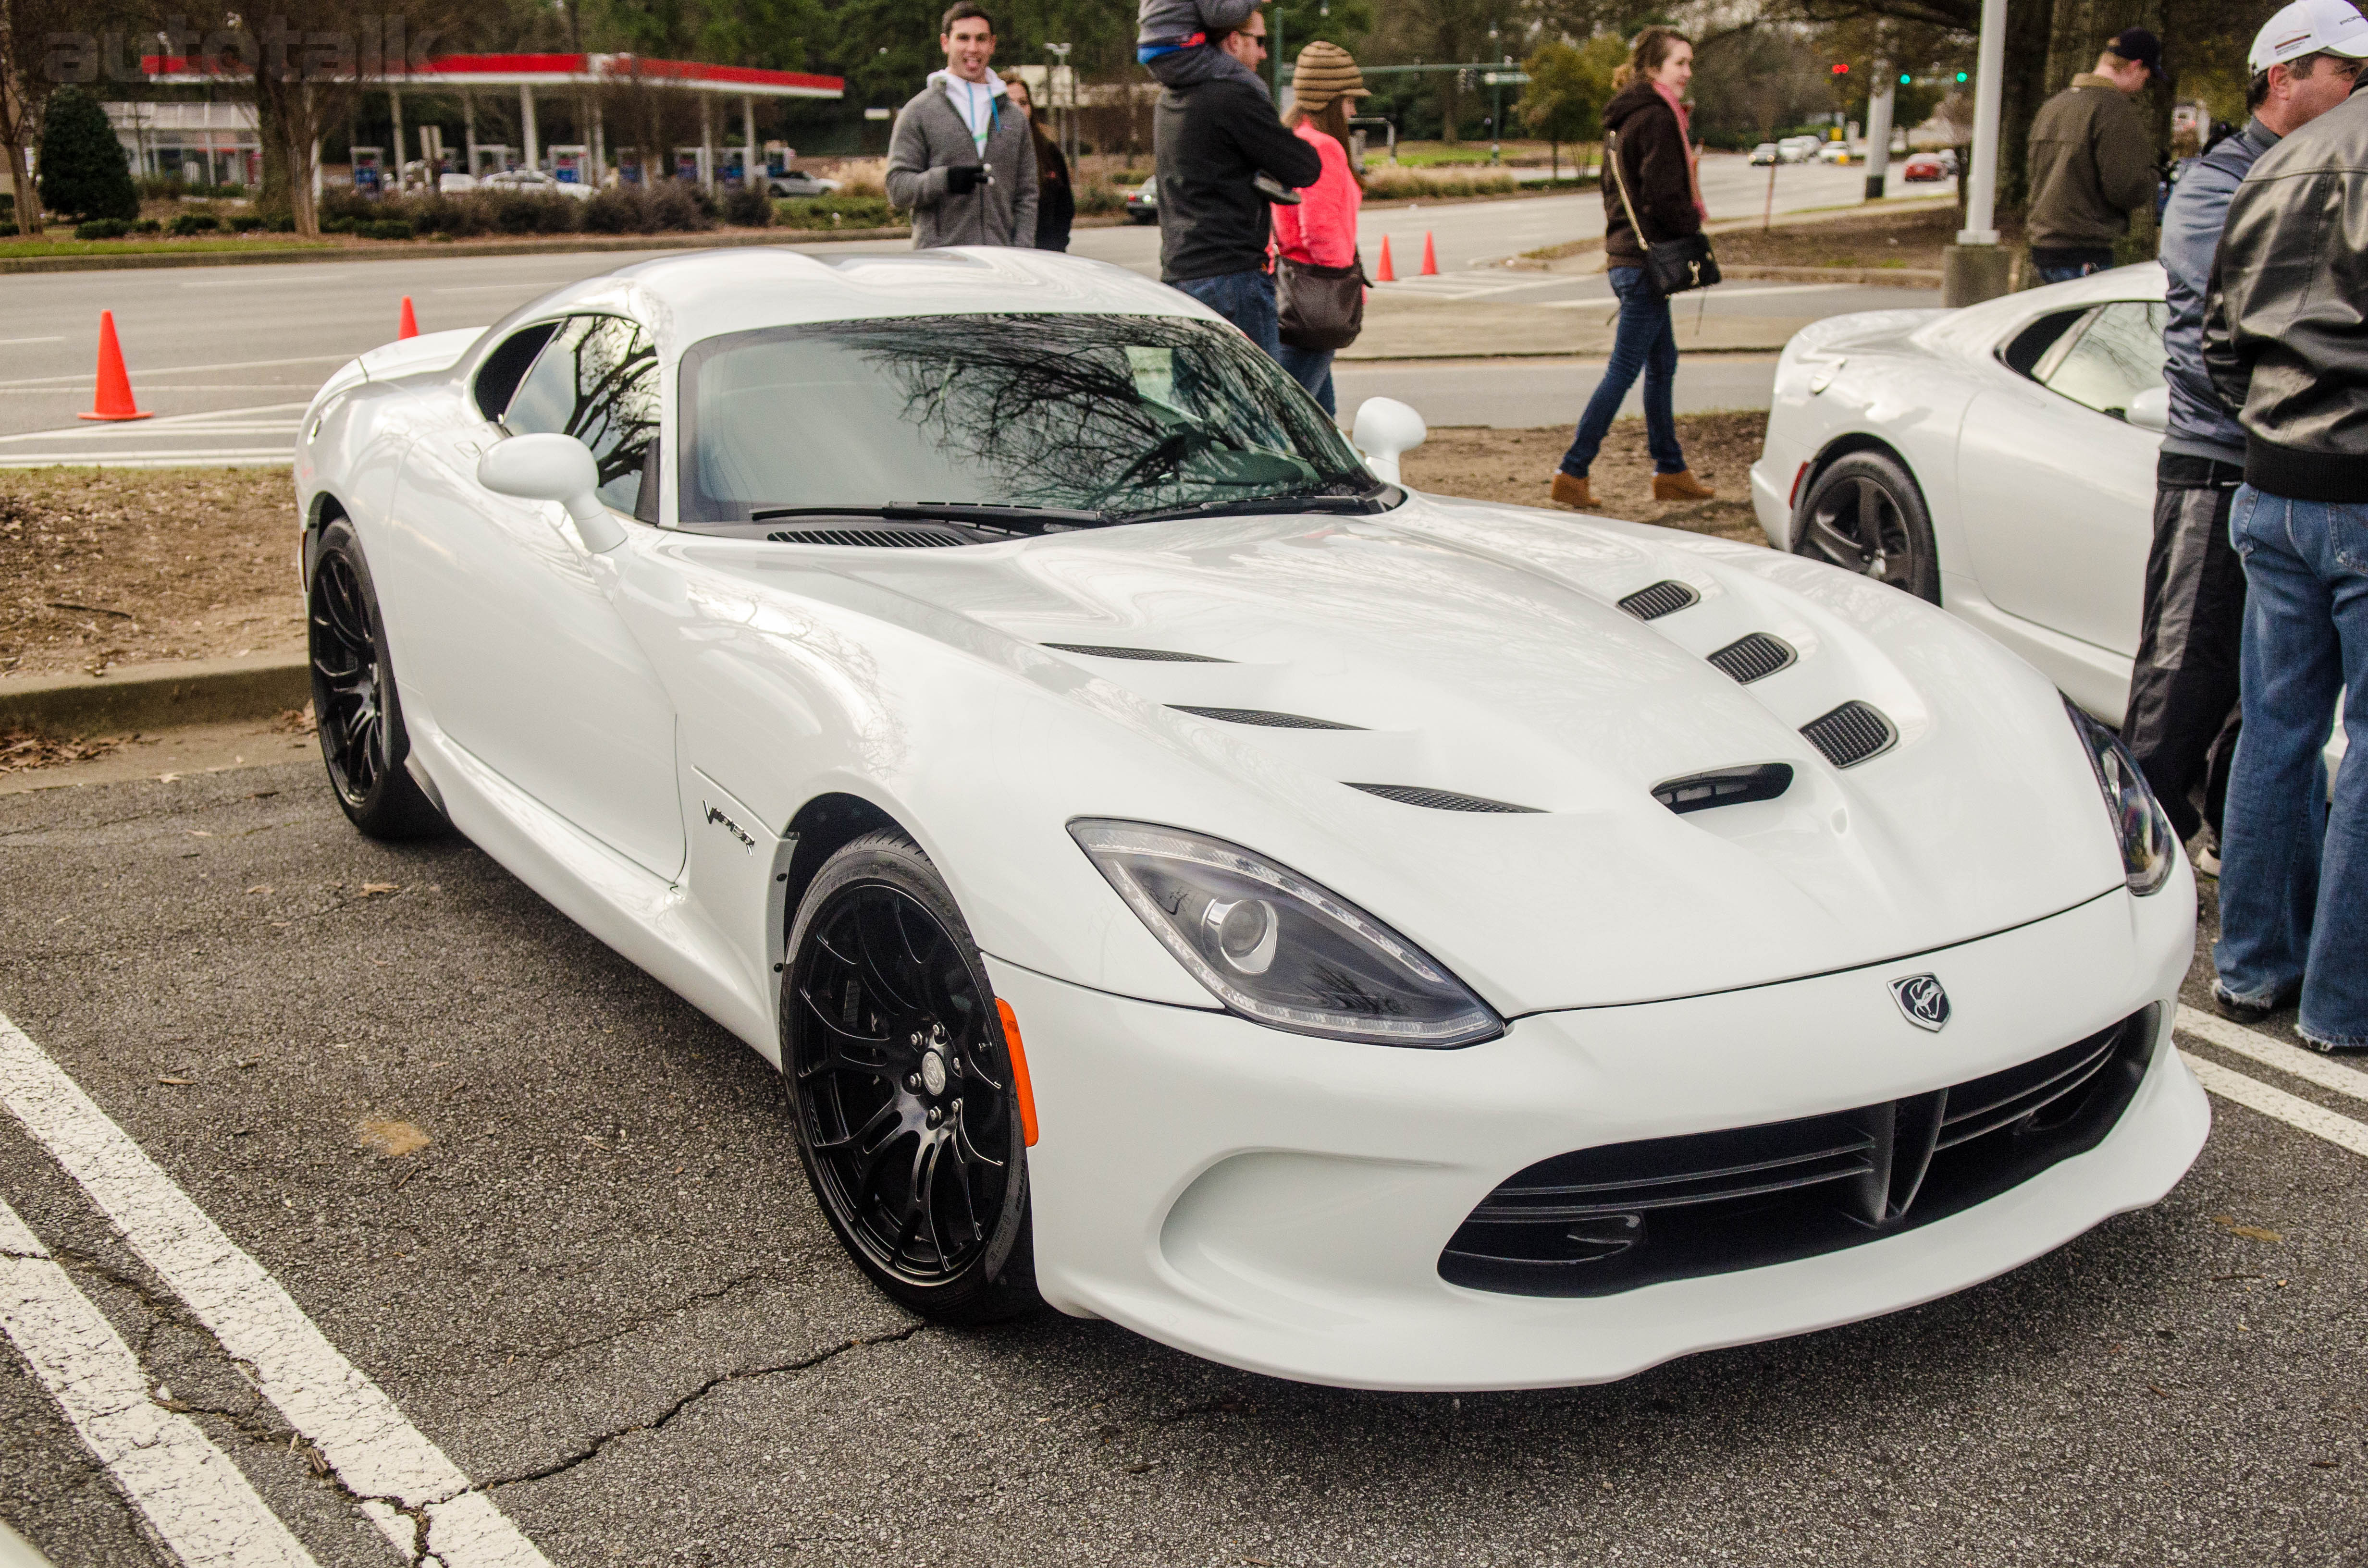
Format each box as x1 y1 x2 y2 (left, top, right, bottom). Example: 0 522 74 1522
1943 0 2011 305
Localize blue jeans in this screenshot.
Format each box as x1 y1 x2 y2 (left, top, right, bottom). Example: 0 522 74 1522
1274 342 1335 415
1559 268 1684 478
2031 246 2116 286
2212 485 2368 1049
1172 270 1281 361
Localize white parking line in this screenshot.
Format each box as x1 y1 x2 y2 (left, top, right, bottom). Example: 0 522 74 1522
0 1198 321 1568
2176 1005 2368 1103
0 1013 553 1568
0 356 350 389
2181 1051 2368 1159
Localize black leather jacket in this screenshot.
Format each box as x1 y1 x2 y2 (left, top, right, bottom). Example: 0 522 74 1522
2204 78 2368 502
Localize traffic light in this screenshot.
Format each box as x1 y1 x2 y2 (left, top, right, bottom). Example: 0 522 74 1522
1831 62 1849 74
1955 70 1968 82
1899 72 1912 84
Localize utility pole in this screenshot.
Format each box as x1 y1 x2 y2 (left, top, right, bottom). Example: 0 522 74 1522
1945 0 2010 305
1865 60 1895 202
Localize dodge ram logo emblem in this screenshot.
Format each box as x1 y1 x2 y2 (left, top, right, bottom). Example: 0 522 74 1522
1889 974 1950 1032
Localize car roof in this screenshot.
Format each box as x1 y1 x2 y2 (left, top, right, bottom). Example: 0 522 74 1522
1911 260 2166 358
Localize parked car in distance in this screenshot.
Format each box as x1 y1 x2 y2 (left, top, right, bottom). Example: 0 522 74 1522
1749 143 1779 166
477 169 597 201
1126 178 1159 224
1901 152 1947 182
766 170 843 198
1778 136 1822 163
438 172 478 194
1817 141 1852 164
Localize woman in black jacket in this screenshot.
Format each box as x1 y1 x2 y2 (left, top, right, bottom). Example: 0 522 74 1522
1551 27 1716 510
1002 72 1074 251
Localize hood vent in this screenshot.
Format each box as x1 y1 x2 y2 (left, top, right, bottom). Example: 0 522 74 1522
1043 643 1232 663
1653 763 1793 815
1170 706 1364 730
1348 783 1544 814
766 525 967 548
1801 701 1898 768
1707 632 1797 684
1618 580 1701 621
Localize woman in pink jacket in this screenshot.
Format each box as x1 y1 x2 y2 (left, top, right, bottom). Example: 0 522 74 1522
1270 41 1367 415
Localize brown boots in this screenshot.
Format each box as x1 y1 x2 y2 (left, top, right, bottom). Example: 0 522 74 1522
1550 471 1598 509
1652 469 1717 502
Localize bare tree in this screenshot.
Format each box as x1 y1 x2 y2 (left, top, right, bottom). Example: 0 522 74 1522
0 0 90 234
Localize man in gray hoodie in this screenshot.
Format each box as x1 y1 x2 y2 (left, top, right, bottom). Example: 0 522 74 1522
886 3 1038 249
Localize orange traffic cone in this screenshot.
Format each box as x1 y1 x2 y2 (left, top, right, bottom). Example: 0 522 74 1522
1376 234 1396 282
398 295 419 339
1419 231 1439 275
77 311 151 422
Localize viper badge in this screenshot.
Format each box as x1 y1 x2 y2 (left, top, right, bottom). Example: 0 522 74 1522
1889 974 1950 1032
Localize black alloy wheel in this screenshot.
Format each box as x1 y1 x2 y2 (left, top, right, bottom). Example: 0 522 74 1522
1792 451 1942 604
783 831 1037 1323
307 518 444 839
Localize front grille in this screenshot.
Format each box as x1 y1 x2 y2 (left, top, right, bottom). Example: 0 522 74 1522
1346 783 1545 814
1440 1006 2158 1297
1652 763 1793 815
1707 632 1798 684
1169 706 1364 730
1801 700 1897 768
766 526 968 548
1618 580 1701 621
1041 643 1232 663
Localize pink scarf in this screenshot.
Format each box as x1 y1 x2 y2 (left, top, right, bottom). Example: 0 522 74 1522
1653 80 1710 220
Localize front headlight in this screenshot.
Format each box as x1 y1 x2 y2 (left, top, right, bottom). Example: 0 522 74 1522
1070 820 1503 1047
2065 699 2176 895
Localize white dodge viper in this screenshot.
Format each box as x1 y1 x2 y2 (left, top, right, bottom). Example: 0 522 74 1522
293 247 2207 1391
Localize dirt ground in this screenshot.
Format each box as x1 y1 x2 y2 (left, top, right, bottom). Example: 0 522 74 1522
0 468 302 680
1709 202 2025 274
1405 411 1771 545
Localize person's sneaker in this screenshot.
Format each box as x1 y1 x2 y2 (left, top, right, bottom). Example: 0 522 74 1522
1550 471 1598 509
2211 987 2278 1026
2194 845 2220 878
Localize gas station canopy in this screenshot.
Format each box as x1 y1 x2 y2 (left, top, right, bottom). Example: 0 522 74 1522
141 51 843 99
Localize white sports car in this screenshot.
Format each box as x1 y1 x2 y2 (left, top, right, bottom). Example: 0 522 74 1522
294 248 2205 1391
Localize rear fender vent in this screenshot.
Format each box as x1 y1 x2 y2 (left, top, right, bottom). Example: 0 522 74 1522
1169 706 1364 730
1707 632 1798 684
1617 580 1701 621
1653 763 1793 815
1347 783 1544 814
1042 643 1232 663
1801 700 1897 768
766 526 968 548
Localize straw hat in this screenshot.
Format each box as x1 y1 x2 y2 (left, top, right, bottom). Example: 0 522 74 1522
1291 40 1370 112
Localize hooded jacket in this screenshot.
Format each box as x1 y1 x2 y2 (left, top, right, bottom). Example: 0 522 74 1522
1153 74 1322 282
2158 118 2278 466
2204 80 2368 502
1599 79 1700 268
886 73 1039 249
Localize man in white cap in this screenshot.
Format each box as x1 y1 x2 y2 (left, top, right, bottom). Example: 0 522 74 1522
2133 0 2368 877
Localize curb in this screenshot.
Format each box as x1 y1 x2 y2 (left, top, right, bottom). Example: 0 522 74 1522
0 654 308 736
1717 264 1943 287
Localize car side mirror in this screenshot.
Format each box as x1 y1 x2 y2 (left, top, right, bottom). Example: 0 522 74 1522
2124 384 2170 434
478 433 627 552
1352 397 1428 487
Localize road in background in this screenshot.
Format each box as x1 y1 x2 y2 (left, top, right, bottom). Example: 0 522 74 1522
0 158 1924 460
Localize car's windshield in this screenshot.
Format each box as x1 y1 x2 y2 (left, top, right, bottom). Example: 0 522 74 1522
677 313 1375 525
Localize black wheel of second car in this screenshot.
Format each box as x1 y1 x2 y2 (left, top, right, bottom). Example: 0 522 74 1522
782 831 1038 1324
307 518 444 839
1792 451 1941 604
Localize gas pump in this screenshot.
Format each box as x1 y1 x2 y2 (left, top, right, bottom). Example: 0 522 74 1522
350 146 384 194
720 148 746 186
673 147 710 184
549 145 590 185
764 141 794 179
471 145 511 178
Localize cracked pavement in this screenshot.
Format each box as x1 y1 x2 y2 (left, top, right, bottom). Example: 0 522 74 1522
0 760 2363 1567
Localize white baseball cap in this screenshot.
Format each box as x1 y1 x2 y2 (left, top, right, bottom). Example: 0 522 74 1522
2250 0 2368 73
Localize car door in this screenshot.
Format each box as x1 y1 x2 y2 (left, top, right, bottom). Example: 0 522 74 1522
1955 300 2164 658
387 313 685 879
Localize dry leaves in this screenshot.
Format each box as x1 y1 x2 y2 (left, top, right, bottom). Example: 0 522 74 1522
0 727 128 773
358 1118 431 1158
2212 1214 2283 1244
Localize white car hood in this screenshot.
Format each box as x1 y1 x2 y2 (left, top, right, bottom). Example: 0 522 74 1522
698 493 2128 1013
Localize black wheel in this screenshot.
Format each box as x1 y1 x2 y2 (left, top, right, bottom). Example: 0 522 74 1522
306 518 444 839
782 831 1038 1323
1792 451 1941 604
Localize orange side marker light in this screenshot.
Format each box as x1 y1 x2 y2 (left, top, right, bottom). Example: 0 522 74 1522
995 997 1039 1147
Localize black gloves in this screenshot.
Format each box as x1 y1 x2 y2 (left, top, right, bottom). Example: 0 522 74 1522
946 164 985 195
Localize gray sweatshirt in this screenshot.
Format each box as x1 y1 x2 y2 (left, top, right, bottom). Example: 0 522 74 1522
885 74 1038 249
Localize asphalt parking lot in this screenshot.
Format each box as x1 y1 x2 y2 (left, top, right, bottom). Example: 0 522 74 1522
2 759 2364 1568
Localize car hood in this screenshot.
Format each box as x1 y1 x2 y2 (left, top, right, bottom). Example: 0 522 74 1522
691 492 2128 1014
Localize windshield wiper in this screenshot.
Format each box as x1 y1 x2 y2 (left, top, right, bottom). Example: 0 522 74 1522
750 502 1114 533
1113 489 1390 526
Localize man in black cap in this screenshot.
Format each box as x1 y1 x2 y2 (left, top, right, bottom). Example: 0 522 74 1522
2025 28 2167 282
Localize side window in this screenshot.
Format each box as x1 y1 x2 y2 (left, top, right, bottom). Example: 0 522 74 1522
2032 301 2168 420
502 315 662 518
473 321 558 421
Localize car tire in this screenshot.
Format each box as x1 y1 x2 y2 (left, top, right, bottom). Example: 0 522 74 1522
1791 450 1941 605
306 518 446 839
782 830 1040 1325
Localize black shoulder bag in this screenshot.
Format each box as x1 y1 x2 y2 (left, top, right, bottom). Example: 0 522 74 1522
1605 126 1721 298
1277 252 1369 351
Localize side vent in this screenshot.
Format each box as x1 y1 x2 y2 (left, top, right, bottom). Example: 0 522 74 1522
1801 701 1898 768
1042 643 1232 663
1653 763 1793 815
766 526 967 548
1347 783 1545 814
1617 580 1701 621
1707 632 1797 684
1170 706 1364 731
